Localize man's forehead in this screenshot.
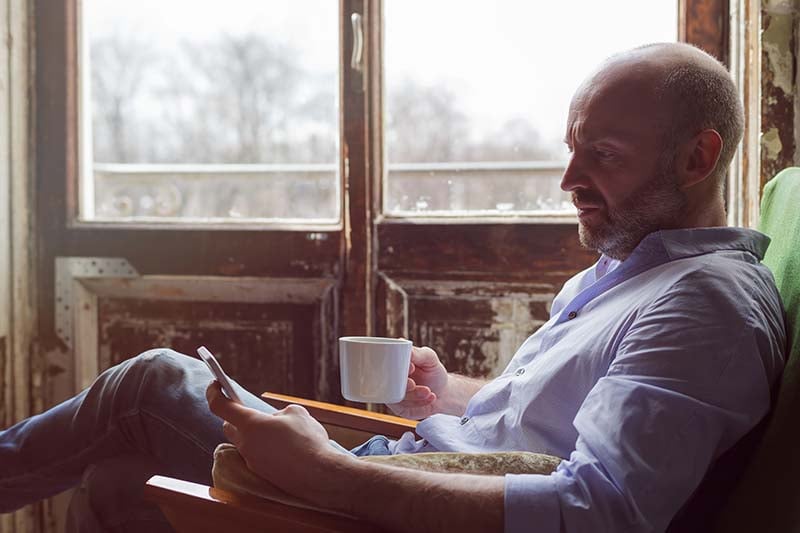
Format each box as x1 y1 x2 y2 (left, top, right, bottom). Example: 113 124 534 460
566 65 668 141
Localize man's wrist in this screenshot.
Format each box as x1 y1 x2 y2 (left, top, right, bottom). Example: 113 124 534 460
434 373 485 416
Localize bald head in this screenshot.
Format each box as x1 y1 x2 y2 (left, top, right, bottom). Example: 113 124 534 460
596 43 744 188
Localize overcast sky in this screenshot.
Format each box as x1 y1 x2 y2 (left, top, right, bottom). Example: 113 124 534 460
85 0 677 155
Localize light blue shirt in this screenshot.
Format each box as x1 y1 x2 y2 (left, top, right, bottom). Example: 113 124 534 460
395 227 786 532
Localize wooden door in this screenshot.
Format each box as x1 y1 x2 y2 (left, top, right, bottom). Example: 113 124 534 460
23 0 728 531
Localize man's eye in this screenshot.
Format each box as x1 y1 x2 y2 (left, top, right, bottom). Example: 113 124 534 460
594 149 616 160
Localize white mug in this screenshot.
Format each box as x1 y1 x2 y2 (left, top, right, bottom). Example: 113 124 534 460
339 336 412 403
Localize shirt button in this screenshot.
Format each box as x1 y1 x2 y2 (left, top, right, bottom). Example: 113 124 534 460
460 416 469 425
568 311 578 319
515 368 526 376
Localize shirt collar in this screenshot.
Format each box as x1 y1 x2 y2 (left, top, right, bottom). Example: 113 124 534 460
560 227 770 326
628 227 770 264
593 227 768 283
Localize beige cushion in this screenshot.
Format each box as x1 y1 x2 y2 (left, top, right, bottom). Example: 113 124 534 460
212 443 562 513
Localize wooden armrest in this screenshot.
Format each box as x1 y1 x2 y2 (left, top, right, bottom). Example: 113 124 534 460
261 392 418 440
145 475 385 533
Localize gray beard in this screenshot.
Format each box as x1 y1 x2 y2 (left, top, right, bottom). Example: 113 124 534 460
578 170 687 260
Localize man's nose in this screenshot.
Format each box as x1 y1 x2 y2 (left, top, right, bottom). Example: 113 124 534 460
560 155 589 192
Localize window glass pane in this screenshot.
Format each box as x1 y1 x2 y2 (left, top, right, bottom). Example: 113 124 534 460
384 0 678 216
80 0 339 223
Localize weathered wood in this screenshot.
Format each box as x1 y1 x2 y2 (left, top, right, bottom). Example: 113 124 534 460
401 279 555 378
261 391 418 442
378 222 596 281
145 476 383 533
760 1 797 185
728 0 763 227
3 1 36 531
375 273 408 339
341 0 376 338
680 0 730 63
97 298 323 399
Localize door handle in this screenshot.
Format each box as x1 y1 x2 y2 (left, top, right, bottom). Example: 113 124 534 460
351 12 364 72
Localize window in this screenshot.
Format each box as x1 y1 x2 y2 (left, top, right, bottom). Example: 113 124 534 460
79 0 679 224
80 0 339 223
384 0 677 216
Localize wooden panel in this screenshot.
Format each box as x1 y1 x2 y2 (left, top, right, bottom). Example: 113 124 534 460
680 0 729 63
760 2 796 185
97 298 322 399
380 279 557 378
376 223 594 379
374 273 408 339
378 223 595 282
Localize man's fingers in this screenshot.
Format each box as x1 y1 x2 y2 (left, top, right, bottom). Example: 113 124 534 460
410 346 439 369
411 385 432 398
222 421 241 446
206 381 255 426
396 395 437 408
391 389 436 407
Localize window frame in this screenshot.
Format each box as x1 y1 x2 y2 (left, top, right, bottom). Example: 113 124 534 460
35 0 729 340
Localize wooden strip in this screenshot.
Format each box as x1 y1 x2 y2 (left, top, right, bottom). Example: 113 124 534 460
378 222 595 281
341 0 375 337
145 475 384 533
261 391 418 439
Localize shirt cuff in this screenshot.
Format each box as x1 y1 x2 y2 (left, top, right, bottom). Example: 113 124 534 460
504 474 560 533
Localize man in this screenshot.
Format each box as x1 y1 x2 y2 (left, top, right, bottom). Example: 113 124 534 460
1 42 786 532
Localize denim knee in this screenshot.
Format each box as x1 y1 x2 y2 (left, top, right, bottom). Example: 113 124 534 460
127 348 194 381
112 348 200 406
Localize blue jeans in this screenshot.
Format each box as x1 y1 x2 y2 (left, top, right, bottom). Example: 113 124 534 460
0 349 385 531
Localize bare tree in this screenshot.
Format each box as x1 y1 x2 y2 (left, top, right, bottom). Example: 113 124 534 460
90 35 154 162
386 79 560 164
157 33 338 164
466 117 561 162
386 79 469 163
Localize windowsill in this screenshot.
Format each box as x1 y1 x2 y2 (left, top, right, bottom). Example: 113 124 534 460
376 213 578 225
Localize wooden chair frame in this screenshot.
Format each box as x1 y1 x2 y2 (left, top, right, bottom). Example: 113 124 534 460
144 393 417 532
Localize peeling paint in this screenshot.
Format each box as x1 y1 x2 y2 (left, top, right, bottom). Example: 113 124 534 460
395 279 556 379
762 13 795 94
762 127 784 159
760 4 797 186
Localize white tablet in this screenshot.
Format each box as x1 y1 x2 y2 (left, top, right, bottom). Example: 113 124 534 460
197 346 243 404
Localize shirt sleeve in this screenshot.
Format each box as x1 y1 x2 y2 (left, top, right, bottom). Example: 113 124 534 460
503 274 783 533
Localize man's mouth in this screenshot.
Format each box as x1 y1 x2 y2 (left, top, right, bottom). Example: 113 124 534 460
573 203 606 223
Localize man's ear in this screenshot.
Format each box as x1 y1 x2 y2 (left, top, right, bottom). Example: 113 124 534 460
675 129 723 189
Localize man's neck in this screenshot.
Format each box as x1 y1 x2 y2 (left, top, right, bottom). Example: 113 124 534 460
680 197 727 229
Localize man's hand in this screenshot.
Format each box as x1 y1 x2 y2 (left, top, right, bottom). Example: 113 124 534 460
207 381 504 533
387 345 490 419
205 381 350 500
387 345 449 419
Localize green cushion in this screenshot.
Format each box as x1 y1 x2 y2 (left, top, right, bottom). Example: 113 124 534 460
760 168 800 371
714 168 800 532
